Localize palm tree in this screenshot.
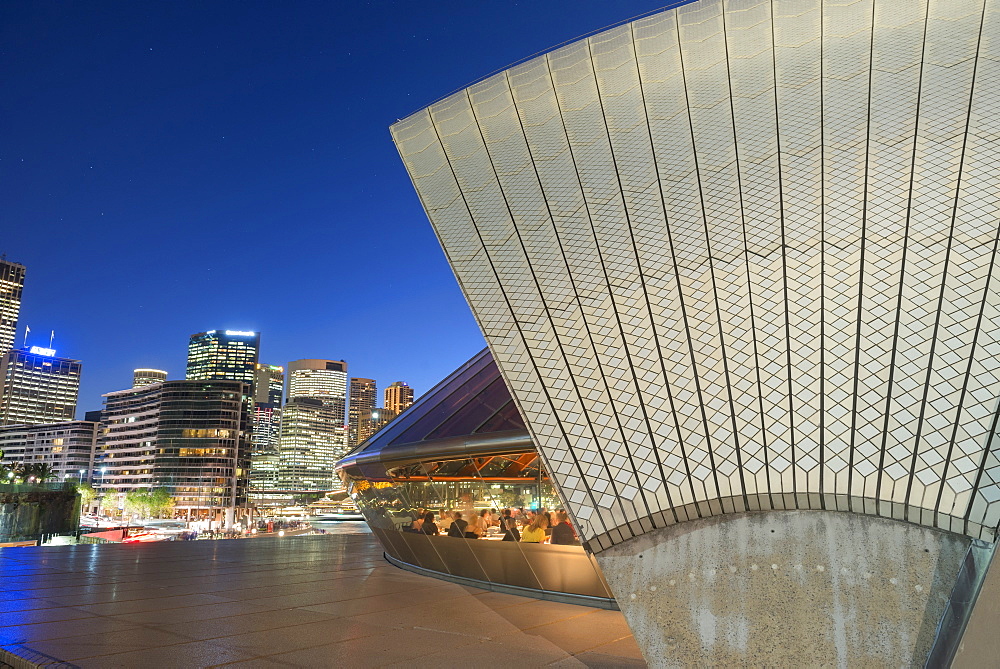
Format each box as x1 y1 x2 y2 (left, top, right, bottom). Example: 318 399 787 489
22 462 56 483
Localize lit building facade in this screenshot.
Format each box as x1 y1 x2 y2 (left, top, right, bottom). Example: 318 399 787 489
0 258 25 354
384 381 414 415
277 397 346 490
0 347 81 426
367 407 397 437
99 380 251 525
392 0 1000 664
0 420 97 482
254 363 284 406
250 363 284 491
132 368 167 388
348 377 376 446
287 359 347 420
185 330 260 391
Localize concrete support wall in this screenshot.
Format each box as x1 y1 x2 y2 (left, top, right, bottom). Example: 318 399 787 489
595 511 969 667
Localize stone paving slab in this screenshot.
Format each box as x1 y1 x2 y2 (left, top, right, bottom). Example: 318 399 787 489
0 531 644 668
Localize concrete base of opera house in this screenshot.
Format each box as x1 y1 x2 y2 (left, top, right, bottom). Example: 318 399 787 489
596 510 979 667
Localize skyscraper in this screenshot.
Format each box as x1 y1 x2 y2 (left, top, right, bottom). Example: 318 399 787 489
250 363 284 491
0 346 82 426
0 258 25 354
254 364 284 406
275 359 348 490
277 397 346 490
348 377 376 446
287 359 347 421
384 382 414 415
366 407 398 439
185 330 260 392
133 368 167 388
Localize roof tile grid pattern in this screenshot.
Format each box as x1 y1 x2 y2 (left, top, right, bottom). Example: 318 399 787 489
392 0 1000 548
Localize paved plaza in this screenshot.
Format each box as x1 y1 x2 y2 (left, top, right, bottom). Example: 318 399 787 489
0 529 644 668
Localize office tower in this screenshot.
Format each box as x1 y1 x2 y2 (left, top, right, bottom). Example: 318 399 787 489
0 420 97 482
287 359 348 421
0 347 82 426
384 382 414 415
185 330 260 393
100 380 250 527
366 407 398 439
254 364 284 406
276 360 348 490
250 364 284 491
0 258 25 354
133 368 167 388
348 378 376 446
250 404 281 491
277 398 346 490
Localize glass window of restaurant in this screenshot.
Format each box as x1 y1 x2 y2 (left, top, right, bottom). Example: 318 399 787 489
342 453 614 601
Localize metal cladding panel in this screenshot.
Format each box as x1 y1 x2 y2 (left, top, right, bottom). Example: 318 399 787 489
392 0 1000 547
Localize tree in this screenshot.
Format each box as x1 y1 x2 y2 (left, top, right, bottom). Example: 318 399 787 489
148 487 174 518
123 488 151 519
77 481 97 510
123 487 175 519
25 462 56 483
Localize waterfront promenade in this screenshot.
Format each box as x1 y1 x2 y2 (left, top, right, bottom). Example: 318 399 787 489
0 528 643 667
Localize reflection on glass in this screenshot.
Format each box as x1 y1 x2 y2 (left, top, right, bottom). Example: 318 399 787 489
340 451 610 599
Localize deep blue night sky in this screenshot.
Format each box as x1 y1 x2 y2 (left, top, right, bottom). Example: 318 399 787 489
1 1 668 414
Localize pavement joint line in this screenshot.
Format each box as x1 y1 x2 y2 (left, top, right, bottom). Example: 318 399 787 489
2 535 643 667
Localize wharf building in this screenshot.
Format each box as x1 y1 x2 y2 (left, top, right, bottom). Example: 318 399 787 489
348 377 377 446
250 363 284 492
0 258 25 354
389 0 1000 664
0 347 81 426
0 420 97 482
132 368 167 388
99 379 251 527
384 381 414 415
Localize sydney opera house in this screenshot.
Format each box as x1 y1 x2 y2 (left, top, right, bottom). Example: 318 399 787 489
341 0 1000 664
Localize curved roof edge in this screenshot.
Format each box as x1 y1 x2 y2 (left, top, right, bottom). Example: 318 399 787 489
392 0 699 125
334 347 532 472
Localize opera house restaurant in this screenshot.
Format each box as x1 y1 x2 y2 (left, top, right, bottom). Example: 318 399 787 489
335 349 617 608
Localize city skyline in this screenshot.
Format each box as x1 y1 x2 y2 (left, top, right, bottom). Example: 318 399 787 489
1 0 670 417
